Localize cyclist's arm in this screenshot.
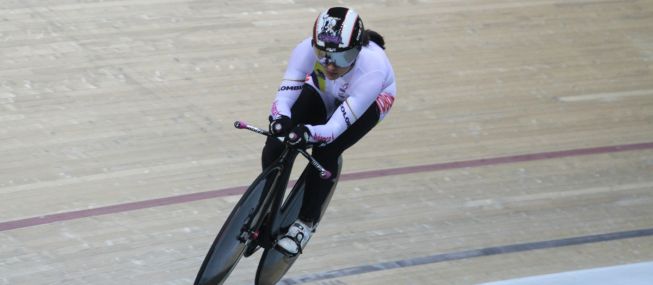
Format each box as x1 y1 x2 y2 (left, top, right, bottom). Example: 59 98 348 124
306 70 385 144
270 38 315 119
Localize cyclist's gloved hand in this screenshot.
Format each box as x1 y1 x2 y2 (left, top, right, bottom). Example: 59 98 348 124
286 125 311 149
269 115 292 136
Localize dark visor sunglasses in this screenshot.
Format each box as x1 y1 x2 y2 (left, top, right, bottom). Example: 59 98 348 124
313 46 361 68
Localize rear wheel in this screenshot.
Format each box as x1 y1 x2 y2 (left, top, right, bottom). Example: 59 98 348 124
255 247 299 285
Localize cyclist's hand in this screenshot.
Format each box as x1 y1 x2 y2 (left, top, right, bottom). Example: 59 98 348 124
269 115 292 136
286 125 311 149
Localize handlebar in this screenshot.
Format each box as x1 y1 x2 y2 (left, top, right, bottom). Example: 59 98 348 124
234 121 332 180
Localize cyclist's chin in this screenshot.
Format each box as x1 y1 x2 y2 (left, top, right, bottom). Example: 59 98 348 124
325 71 341 80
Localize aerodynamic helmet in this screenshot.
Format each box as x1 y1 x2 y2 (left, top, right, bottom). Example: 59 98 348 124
312 7 365 67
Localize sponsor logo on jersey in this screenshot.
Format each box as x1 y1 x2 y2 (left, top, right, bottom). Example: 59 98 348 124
312 133 335 143
312 63 327 92
278 85 303 92
337 83 349 100
340 104 352 127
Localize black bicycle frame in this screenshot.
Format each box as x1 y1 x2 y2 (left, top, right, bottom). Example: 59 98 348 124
243 146 298 249
194 121 332 285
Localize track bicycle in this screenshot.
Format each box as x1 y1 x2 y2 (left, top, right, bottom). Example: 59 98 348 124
194 121 341 285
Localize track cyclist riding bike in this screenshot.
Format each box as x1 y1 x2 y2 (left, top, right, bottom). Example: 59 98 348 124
193 7 397 285
264 6 397 256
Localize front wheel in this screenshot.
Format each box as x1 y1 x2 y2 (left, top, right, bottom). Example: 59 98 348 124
194 169 277 285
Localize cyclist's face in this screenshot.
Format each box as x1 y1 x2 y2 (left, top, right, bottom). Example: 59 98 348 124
313 45 358 80
323 62 351 80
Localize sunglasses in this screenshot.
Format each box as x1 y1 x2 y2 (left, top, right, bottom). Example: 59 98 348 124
313 47 361 68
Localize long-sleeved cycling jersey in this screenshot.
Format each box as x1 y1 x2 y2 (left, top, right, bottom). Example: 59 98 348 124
270 37 396 144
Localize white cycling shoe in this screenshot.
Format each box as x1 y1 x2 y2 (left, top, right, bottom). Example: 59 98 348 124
276 220 314 256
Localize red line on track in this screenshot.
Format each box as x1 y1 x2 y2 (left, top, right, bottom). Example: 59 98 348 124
1 142 652 232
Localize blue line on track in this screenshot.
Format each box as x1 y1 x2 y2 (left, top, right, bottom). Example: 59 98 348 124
280 228 653 284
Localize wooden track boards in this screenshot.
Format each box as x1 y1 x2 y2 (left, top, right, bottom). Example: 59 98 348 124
1 1 652 284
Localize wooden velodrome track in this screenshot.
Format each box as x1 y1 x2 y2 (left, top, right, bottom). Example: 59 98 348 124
1 0 652 284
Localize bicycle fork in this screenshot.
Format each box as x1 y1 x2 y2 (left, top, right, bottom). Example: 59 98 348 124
240 149 298 250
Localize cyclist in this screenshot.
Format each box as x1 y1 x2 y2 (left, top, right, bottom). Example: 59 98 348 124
261 6 397 256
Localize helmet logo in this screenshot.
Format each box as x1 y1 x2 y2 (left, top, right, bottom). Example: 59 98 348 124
317 14 342 44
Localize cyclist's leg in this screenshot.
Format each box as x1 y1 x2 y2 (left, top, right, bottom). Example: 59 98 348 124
298 102 382 225
276 97 381 255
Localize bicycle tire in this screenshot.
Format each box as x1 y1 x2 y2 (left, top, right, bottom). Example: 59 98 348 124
255 156 342 284
194 168 279 285
255 169 307 285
